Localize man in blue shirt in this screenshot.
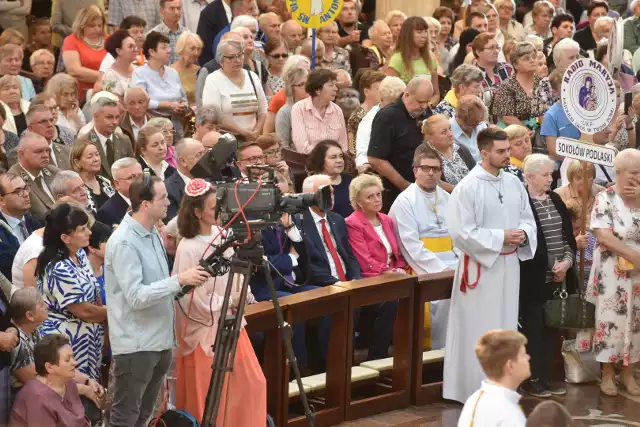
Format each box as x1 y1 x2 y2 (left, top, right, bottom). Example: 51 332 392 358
105 176 210 427
541 70 581 161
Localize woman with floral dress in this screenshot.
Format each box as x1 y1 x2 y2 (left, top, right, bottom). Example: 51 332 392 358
587 149 640 397
35 204 106 382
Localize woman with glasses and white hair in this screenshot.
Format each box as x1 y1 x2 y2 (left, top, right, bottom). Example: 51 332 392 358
520 153 575 398
203 38 267 142
434 64 484 119
491 42 553 131
0 75 30 137
274 67 308 148
586 149 640 397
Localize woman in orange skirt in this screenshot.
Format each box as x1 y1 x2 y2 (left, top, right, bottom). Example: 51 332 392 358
172 179 266 425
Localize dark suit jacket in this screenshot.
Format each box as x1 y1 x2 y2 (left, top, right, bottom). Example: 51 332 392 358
573 27 596 52
137 156 176 180
0 211 41 281
519 191 579 307
249 225 304 301
96 192 129 228
7 163 59 219
86 128 134 180
164 171 186 222
119 113 150 151
196 0 230 65
292 209 361 286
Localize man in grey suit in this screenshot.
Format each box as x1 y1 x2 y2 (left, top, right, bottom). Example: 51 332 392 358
7 133 59 219
164 138 206 222
87 97 134 180
6 104 73 170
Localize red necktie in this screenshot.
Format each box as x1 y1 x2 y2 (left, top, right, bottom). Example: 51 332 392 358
320 219 346 281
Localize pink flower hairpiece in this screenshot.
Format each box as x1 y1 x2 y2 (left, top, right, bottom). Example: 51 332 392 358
185 179 211 197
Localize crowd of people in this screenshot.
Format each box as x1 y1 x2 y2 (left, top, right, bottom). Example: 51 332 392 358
0 0 637 425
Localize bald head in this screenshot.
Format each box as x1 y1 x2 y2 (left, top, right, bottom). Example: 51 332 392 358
176 138 205 176
403 77 434 117
202 130 222 148
259 12 282 39
369 20 393 49
281 19 304 52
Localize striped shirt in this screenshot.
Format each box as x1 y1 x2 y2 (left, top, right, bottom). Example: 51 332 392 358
290 97 348 155
532 198 573 283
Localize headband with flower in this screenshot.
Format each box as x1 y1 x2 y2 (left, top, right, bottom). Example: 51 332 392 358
185 179 212 197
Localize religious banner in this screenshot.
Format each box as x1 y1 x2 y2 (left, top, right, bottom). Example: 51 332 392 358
607 18 624 75
561 59 617 135
286 0 344 28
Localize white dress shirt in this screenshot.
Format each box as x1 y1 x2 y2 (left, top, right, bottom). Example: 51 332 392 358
130 115 147 141
95 130 113 155
308 208 346 281
176 169 192 187
181 0 212 32
118 191 131 206
49 145 57 167
355 104 379 167
222 0 232 24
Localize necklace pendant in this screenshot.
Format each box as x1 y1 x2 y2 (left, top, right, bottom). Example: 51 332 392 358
498 193 503 204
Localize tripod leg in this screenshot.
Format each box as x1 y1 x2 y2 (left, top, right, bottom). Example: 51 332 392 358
261 261 315 427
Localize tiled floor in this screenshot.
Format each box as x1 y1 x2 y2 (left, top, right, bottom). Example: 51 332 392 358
335 382 640 426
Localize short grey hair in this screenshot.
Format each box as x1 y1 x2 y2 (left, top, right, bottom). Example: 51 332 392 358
493 0 516 14
378 76 406 106
93 96 118 113
175 138 201 158
450 64 484 91
196 106 218 126
594 16 614 36
284 67 308 101
349 174 383 210
124 87 149 103
50 170 82 197
523 153 555 175
230 15 258 31
613 148 640 171
369 20 390 42
282 54 311 78
111 157 138 178
29 49 55 68
522 35 543 51
9 288 42 321
215 38 243 64
552 38 580 67
405 75 432 94
510 41 538 65
25 104 50 125
302 174 331 193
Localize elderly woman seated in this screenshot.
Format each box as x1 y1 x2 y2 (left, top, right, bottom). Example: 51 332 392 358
10 335 103 427
0 44 36 101
520 153 576 398
0 75 30 136
504 124 532 182
434 65 484 119
345 174 407 277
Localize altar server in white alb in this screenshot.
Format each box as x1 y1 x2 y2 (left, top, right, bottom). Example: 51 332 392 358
389 144 457 350
443 126 537 403
457 330 529 427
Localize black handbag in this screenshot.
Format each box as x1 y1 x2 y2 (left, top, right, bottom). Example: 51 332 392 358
544 279 595 329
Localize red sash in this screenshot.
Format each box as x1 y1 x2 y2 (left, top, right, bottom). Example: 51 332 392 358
460 249 518 293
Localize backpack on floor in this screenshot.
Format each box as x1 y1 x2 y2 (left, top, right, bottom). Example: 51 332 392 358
153 410 200 427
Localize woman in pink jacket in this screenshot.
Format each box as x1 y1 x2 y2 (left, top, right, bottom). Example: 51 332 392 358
345 174 407 277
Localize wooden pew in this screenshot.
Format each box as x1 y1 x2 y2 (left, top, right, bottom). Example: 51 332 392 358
245 301 286 420
277 285 351 427
411 271 455 406
282 148 308 192
335 273 416 421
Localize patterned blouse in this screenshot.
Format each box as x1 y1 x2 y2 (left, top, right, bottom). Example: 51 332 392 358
347 106 368 155
433 99 455 119
267 73 285 97
319 46 352 74
479 62 514 90
38 250 105 380
531 197 573 282
433 143 470 185
490 75 553 130
86 175 116 212
443 35 458 51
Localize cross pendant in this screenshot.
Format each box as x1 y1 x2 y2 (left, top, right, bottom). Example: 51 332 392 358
498 193 503 204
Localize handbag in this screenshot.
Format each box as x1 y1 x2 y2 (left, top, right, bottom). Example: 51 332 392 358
544 277 595 329
561 339 600 383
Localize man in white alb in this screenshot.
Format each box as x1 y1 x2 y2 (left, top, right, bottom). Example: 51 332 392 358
389 144 457 350
443 126 537 403
457 330 529 427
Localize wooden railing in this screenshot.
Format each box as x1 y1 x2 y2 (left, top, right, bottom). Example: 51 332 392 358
244 270 456 427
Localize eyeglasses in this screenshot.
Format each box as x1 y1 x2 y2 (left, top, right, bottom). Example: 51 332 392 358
415 165 442 173
264 148 281 157
240 155 265 163
224 53 245 62
34 117 55 125
483 45 500 51
269 53 289 59
120 172 144 181
1 184 30 197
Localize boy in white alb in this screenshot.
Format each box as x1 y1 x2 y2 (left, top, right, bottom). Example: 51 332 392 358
457 330 530 427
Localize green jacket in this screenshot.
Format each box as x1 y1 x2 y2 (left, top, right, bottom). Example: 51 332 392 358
623 18 640 55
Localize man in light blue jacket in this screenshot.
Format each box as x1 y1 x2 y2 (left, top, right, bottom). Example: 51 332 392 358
105 175 210 427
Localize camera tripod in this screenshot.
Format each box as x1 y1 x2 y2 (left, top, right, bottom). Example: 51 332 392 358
199 230 315 427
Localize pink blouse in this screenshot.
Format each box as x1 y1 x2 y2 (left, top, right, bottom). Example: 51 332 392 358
290 97 348 154
172 227 256 356
10 379 88 427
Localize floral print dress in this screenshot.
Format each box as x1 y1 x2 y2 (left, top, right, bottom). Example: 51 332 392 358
38 250 105 380
587 188 640 365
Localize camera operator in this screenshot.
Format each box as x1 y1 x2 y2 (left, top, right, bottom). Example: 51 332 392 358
292 175 397 361
104 175 211 427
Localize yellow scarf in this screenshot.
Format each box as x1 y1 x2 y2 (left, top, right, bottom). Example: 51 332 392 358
443 90 458 109
509 157 524 169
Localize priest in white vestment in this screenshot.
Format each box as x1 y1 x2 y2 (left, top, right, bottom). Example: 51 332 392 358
443 127 537 403
389 144 457 350
457 330 529 427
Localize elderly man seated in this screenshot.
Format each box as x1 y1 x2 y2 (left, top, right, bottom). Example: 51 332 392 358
95 157 143 228
120 87 151 146
50 170 92 212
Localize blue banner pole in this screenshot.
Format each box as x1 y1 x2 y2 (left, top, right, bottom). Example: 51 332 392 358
311 28 316 69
